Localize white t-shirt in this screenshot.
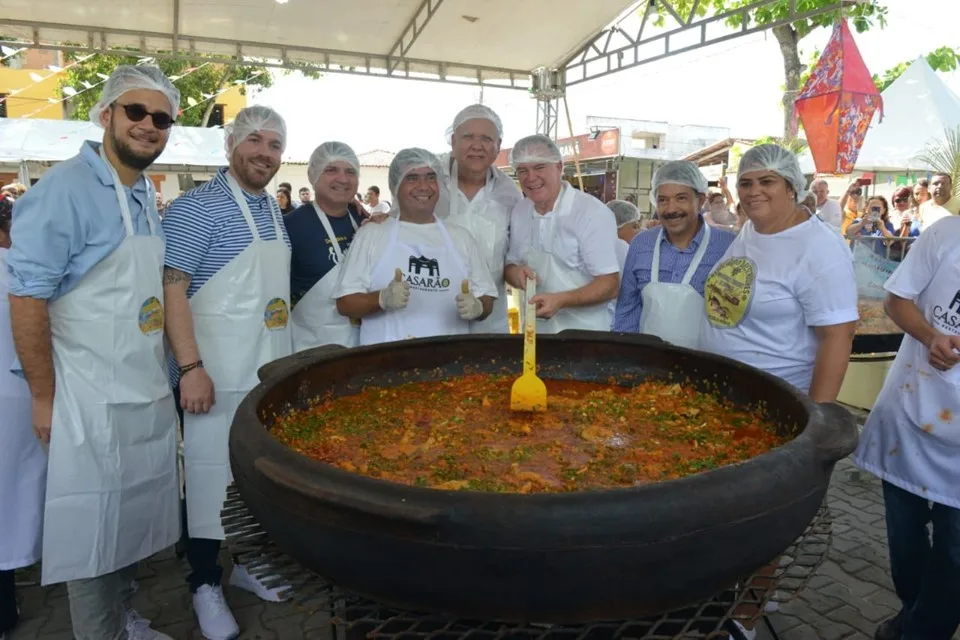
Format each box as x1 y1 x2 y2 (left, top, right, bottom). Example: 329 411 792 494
919 197 960 232
365 201 392 215
698 217 859 394
505 186 620 279
333 217 497 299
816 198 843 231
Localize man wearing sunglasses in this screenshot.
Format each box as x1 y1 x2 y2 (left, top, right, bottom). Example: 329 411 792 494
6 65 180 640
161 105 291 640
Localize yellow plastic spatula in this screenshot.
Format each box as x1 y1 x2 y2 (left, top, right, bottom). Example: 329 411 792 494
510 278 547 412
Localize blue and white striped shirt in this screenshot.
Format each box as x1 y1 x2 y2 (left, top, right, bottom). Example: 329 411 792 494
612 218 735 333
162 168 291 298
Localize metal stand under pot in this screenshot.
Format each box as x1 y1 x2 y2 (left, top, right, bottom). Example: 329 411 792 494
221 486 833 640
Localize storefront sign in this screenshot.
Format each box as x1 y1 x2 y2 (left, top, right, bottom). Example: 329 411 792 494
496 129 621 169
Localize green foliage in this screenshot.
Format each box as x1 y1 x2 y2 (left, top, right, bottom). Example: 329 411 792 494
755 135 809 155
648 1 888 138
650 0 886 38
59 50 274 127
871 47 960 93
916 127 960 198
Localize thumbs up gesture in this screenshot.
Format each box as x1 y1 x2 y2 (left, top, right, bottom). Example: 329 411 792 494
378 268 411 311
456 280 484 320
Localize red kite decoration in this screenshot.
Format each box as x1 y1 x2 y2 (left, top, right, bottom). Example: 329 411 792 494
795 19 882 174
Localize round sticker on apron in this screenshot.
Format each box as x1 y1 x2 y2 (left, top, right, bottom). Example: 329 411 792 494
264 297 290 331
704 257 757 328
138 296 165 335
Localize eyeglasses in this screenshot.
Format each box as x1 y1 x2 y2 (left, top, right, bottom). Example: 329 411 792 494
115 103 175 130
851 188 863 196
894 197 909 204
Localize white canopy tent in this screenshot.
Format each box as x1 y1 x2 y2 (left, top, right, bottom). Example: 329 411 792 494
0 117 228 169
1 0 850 136
800 57 960 174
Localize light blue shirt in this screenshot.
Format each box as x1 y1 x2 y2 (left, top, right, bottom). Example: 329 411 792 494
612 218 735 333
7 140 161 300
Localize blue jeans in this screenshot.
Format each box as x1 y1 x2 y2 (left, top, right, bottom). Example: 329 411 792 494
882 481 960 640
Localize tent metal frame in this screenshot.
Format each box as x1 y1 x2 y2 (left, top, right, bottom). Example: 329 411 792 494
0 0 849 135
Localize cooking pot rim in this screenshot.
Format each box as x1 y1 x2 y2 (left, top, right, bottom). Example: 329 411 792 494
233 333 836 503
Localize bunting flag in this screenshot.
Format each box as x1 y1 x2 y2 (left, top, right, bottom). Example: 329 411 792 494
796 19 882 174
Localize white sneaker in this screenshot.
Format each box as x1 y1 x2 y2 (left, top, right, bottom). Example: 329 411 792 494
192 584 240 640
125 609 174 640
229 564 286 603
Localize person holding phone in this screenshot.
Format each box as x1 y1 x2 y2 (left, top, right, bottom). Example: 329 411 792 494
839 178 867 235
846 195 896 257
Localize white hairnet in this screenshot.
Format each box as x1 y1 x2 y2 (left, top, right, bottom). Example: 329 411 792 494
650 160 709 208
510 134 563 167
307 141 359 186
738 144 808 202
90 65 180 127
388 148 443 198
607 200 640 228
224 105 287 155
447 104 504 143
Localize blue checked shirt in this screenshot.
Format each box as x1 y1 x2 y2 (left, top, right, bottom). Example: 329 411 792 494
612 218 735 333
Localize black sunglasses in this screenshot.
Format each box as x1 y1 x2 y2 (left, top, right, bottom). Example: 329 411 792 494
115 102 175 130
894 197 909 204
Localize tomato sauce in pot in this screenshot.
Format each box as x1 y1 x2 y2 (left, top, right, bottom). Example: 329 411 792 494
271 374 786 494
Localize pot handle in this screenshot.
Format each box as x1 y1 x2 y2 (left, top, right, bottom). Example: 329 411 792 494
257 345 347 382
254 457 444 527
809 402 860 464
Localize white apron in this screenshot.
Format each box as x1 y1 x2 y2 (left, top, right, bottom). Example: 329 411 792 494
183 176 292 540
289 203 359 351
523 186 611 334
42 154 179 584
360 218 469 346
445 161 510 334
639 224 712 349
854 259 960 508
0 249 47 571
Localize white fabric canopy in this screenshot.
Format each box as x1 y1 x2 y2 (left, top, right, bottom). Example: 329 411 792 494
800 58 960 174
0 118 229 167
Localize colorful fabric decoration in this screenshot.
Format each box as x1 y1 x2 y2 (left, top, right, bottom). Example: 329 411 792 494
796 19 882 175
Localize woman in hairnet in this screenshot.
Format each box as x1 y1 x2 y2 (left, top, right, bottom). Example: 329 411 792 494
699 144 858 402
286 141 366 351
334 149 497 345
434 104 523 334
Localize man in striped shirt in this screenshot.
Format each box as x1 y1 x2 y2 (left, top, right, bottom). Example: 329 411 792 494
161 105 291 640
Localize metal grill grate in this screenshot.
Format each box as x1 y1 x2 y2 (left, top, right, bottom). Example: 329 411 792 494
222 485 831 640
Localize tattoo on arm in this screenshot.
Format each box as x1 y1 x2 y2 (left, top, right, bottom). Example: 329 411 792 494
163 267 192 286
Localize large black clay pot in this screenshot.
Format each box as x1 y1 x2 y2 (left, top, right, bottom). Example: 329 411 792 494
230 331 857 623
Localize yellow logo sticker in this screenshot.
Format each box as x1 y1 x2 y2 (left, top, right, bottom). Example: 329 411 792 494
704 257 756 328
138 296 165 335
264 297 290 331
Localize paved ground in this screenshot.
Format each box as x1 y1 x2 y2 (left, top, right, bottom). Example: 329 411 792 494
8 455 956 640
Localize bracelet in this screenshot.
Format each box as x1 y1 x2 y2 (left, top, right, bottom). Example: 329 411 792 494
179 360 204 376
